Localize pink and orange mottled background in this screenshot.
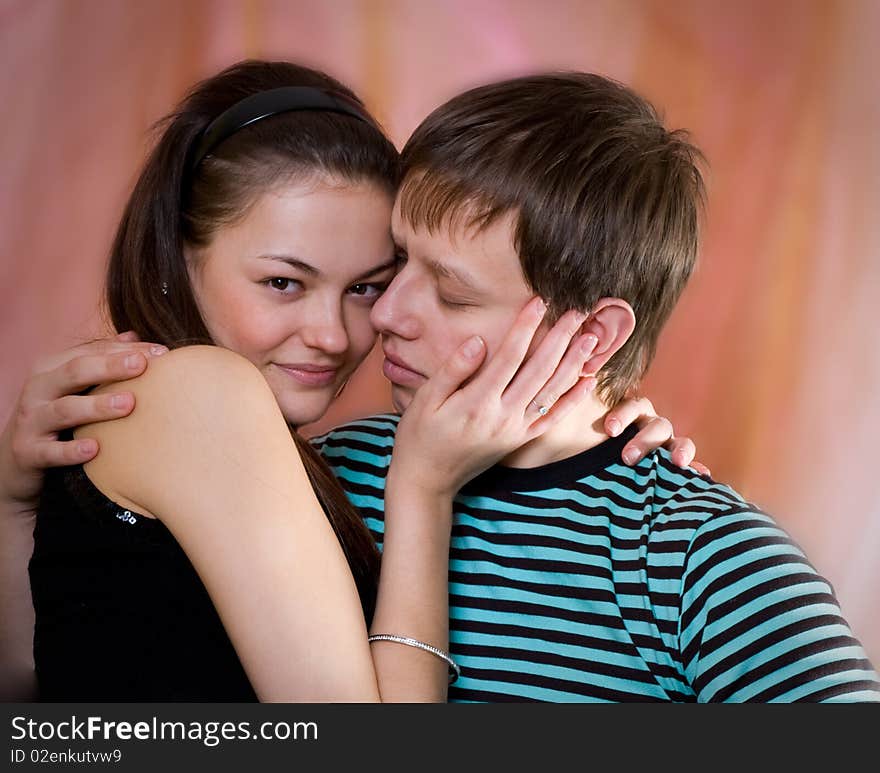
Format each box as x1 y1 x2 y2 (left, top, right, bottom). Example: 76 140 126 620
2 0 878 665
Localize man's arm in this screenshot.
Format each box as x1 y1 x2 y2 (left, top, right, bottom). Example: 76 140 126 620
0 334 165 699
0 502 36 700
679 508 880 702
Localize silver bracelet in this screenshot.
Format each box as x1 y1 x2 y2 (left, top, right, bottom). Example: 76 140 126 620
368 633 461 685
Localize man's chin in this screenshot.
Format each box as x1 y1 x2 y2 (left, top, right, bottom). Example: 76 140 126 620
390 384 414 415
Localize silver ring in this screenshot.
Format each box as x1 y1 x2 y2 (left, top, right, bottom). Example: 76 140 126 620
530 400 550 416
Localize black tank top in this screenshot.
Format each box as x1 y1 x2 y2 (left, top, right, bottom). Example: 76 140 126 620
29 450 257 702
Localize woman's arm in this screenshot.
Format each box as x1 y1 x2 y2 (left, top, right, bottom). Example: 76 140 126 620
368 464 454 701
82 345 449 701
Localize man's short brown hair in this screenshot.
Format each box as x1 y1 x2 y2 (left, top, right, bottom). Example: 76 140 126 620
398 72 705 405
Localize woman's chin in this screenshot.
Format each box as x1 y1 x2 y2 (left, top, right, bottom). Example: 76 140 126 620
276 390 333 429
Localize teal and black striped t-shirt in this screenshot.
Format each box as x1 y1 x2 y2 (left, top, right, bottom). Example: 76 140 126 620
312 414 880 702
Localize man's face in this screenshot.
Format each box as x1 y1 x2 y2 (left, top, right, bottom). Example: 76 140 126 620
370 198 537 412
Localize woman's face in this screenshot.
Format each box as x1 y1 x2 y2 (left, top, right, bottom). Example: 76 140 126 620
187 178 397 426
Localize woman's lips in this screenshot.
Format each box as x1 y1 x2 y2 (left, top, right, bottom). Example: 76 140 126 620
275 363 339 387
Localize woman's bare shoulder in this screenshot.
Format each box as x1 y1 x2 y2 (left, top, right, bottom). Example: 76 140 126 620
85 345 276 431
78 345 297 520
102 344 266 398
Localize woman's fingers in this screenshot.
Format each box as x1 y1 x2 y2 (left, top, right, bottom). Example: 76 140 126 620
691 460 712 477
667 436 696 469
604 395 656 438
502 309 589 411
517 331 597 420
526 375 597 438
607 396 702 470
477 297 548 394
620 415 674 465
420 336 487 409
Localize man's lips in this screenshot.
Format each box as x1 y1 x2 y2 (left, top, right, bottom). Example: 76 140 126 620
381 350 426 388
274 362 339 388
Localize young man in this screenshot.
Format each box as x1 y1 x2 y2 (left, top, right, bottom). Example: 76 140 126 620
313 73 880 701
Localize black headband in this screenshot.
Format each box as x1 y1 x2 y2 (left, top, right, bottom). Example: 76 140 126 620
187 86 374 173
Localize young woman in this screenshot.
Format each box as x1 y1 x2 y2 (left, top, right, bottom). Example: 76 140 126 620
0 60 698 702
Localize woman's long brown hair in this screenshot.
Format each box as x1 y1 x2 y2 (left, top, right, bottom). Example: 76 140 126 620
105 60 399 622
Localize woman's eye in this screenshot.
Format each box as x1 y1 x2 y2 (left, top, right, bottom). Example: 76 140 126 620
266 277 300 294
348 282 387 298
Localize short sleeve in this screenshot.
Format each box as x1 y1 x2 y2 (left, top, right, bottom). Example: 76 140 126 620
678 509 880 702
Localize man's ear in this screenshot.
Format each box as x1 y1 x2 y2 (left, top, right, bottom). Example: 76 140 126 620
580 298 636 376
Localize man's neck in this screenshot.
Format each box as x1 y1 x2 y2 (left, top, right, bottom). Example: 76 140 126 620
501 393 610 469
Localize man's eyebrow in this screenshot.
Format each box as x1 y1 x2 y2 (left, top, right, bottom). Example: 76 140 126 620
427 258 484 295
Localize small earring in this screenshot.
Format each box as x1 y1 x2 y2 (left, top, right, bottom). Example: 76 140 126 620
161 282 169 296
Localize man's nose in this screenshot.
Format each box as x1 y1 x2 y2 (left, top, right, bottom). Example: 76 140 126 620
370 270 421 340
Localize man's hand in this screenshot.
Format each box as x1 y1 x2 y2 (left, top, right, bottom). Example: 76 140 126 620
0 332 167 509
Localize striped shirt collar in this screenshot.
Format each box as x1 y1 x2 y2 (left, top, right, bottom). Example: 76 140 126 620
459 424 639 495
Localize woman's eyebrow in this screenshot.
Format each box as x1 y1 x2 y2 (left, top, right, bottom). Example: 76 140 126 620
353 257 399 282
255 254 398 282
256 254 319 275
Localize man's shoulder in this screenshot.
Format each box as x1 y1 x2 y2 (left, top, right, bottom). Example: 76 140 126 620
308 413 400 456
309 414 399 496
632 450 814 574
597 448 772 548
639 448 757 520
